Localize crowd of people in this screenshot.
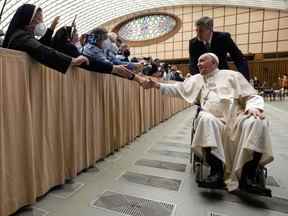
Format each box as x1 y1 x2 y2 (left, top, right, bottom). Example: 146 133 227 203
247 75 288 100
0 4 190 84
1 4 274 196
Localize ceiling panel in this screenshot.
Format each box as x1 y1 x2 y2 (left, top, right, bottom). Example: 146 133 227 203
0 0 287 34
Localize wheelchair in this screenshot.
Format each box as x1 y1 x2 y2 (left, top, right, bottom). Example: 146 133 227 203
189 106 272 197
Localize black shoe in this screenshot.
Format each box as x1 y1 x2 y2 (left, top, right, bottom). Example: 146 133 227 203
240 161 272 197
240 178 272 197
198 173 225 189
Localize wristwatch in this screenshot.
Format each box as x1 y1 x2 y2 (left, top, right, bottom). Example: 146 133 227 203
128 73 135 80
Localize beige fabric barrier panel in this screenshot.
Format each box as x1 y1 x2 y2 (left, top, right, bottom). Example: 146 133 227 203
0 48 190 216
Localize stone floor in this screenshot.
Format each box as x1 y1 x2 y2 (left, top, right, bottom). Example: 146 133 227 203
13 101 288 216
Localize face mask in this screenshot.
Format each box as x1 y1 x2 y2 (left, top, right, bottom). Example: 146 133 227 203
102 39 110 49
74 41 82 49
34 22 47 37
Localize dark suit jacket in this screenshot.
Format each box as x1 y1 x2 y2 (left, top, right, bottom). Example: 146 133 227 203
189 31 250 80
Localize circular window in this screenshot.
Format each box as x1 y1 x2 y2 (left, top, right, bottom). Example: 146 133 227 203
113 13 181 47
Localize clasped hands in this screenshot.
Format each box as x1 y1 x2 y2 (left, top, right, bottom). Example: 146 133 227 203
245 108 265 119
136 76 160 89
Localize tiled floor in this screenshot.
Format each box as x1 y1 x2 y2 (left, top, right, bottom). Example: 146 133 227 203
13 101 288 216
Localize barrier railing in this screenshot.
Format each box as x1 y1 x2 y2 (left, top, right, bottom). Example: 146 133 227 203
0 48 190 216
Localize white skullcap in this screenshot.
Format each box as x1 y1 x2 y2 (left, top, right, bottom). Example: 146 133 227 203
207 52 219 65
199 53 219 66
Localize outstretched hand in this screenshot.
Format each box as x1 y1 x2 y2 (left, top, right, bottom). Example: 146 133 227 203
71 55 89 66
142 77 160 89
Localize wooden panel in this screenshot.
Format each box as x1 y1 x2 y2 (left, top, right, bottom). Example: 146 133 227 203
263 31 278 42
237 34 249 44
165 43 173 51
225 7 237 16
157 43 165 52
264 10 279 20
279 29 288 41
183 13 192 22
237 12 249 24
183 31 192 41
263 42 277 53
278 41 288 52
225 15 236 25
237 8 249 14
193 11 203 21
183 6 193 14
250 10 264 22
193 6 202 13
183 22 193 31
174 50 183 59
174 41 182 50
280 11 288 18
165 51 173 59
280 17 288 29
264 19 279 31
203 9 213 17
250 32 263 43
249 43 262 53
250 21 263 32
213 7 225 17
214 17 225 27
237 23 249 34
224 25 236 34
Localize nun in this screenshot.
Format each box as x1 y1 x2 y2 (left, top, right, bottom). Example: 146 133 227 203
2 4 89 73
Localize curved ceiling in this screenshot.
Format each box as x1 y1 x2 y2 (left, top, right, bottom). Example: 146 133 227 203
0 0 287 34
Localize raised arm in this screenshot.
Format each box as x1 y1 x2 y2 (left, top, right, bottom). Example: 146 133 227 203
142 78 184 99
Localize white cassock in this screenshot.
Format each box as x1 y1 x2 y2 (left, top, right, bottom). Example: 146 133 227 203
159 68 273 191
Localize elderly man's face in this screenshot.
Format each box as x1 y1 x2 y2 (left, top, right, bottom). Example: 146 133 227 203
197 55 215 75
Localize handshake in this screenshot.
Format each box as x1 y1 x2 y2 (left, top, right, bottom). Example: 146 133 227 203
137 76 161 89
111 65 160 89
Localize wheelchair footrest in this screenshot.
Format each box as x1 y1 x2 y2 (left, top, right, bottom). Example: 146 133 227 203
240 186 272 197
197 180 226 189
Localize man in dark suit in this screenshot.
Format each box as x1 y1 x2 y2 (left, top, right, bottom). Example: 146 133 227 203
189 16 250 80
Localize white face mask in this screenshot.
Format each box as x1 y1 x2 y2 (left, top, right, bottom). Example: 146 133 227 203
102 39 110 49
34 22 47 37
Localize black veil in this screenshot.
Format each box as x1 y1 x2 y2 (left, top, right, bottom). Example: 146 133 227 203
2 4 36 48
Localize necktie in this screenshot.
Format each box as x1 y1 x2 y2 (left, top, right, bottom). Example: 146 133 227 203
205 42 210 51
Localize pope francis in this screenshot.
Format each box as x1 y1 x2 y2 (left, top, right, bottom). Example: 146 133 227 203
142 53 273 194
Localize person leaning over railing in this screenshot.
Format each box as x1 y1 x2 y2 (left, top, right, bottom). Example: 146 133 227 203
52 26 113 73
81 27 143 79
52 26 144 81
2 4 89 73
